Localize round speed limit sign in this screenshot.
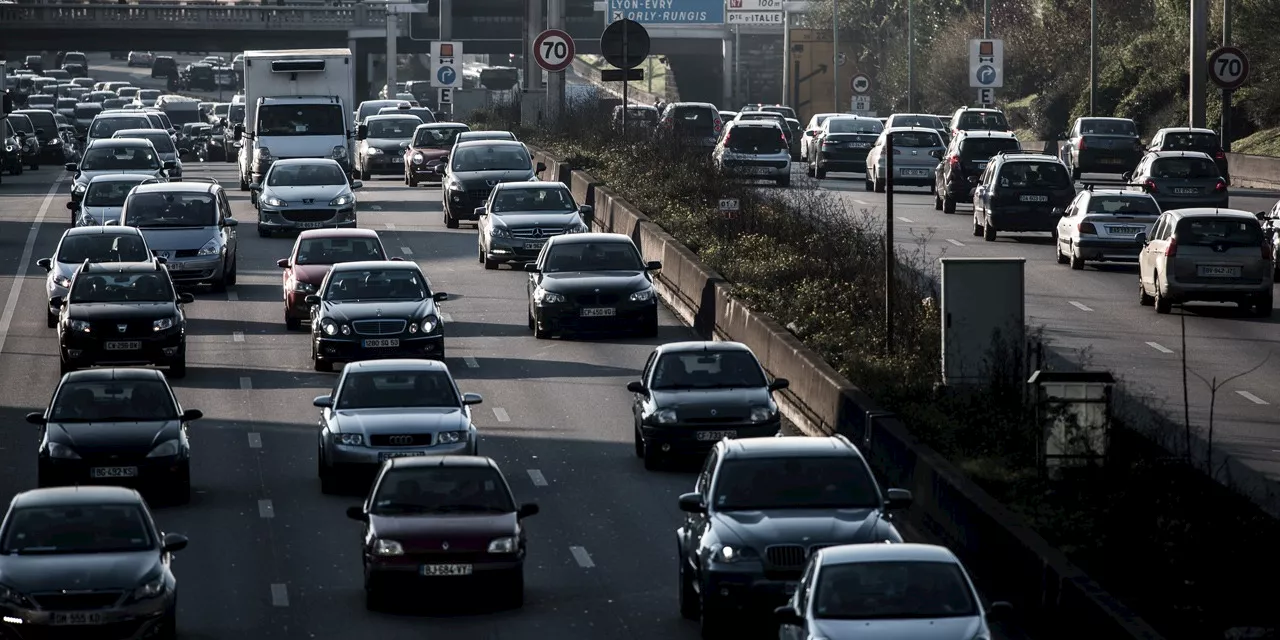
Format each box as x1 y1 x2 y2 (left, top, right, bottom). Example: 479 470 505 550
534 29 576 73
1209 46 1250 90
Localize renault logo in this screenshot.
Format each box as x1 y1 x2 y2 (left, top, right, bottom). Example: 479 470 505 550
710 409 718 416
388 435 413 445
117 324 127 332
441 541 450 550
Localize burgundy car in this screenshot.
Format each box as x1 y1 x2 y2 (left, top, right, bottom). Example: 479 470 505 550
276 228 395 330
404 122 470 187
347 456 539 610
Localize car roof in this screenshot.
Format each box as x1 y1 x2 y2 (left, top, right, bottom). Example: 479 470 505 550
547 232 634 246
956 107 1002 114
738 110 783 116
365 114 421 123
996 153 1060 163
271 157 343 167
720 435 862 459
64 366 165 382
95 112 150 119
64 225 144 238
1148 150 1215 160
957 130 1018 139
1164 208 1257 220
112 128 166 136
388 455 496 470
1078 116 1135 122
12 486 145 509
132 182 218 196
494 181 566 191
819 542 960 565
88 138 152 148
416 122 467 130
655 341 753 355
347 358 449 373
297 228 381 240
330 260 420 272
728 120 782 128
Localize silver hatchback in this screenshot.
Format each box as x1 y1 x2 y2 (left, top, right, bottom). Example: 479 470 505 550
712 120 792 187
1137 208 1273 316
865 126 945 192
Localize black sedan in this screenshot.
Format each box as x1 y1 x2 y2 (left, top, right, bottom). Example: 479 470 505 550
437 140 545 229
525 233 661 338
0 486 188 637
307 260 449 372
29 368 201 504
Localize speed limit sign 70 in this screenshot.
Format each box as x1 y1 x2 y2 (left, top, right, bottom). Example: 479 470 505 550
534 29 576 73
1209 46 1249 90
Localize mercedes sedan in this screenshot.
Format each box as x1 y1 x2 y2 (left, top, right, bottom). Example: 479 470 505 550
478 181 592 268
525 233 660 338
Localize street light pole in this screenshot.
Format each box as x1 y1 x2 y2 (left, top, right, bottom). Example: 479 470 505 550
1189 0 1207 128
983 0 990 38
1221 0 1232 150
832 3 839 112
907 0 914 112
1089 0 1097 115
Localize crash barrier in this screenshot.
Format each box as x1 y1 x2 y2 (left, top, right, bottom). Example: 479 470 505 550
1032 140 1280 191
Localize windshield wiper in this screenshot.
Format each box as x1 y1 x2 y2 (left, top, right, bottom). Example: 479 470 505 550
430 505 507 513
373 502 434 514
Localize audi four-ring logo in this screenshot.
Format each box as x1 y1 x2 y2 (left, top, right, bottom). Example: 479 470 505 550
388 435 414 445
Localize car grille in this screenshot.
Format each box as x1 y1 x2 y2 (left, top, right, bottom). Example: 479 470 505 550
281 209 337 223
352 319 406 336
765 544 808 569
466 188 492 202
370 433 433 447
575 293 620 305
91 321 154 338
33 591 123 611
510 226 566 239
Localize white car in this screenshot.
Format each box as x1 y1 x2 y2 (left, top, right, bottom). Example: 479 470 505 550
127 51 154 68
800 112 841 162
712 120 792 187
1054 187 1161 270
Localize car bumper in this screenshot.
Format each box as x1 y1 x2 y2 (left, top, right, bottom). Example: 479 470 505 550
366 553 522 589
444 192 482 220
408 159 445 181
360 155 405 175
60 331 184 367
1075 150 1141 173
0 591 173 640
486 236 550 263
39 456 188 490
533 299 657 334
816 152 869 173
987 208 1063 233
639 420 780 455
703 566 797 613
879 165 935 186
313 334 445 364
158 255 224 285
1163 279 1272 302
1073 238 1143 260
326 438 476 471
1152 195 1230 211
258 207 357 233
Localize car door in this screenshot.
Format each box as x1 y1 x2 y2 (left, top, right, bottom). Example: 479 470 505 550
867 133 885 181
973 163 994 212
682 448 719 565
1059 192 1086 246
634 350 657 425
1141 215 1169 284
218 191 237 263
1063 120 1081 165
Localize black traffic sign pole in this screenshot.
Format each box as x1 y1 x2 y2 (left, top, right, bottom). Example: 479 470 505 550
885 133 895 355
622 21 629 134
1222 1 1232 152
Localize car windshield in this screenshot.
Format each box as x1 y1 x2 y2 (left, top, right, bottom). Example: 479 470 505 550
74 105 102 119
491 187 576 213
228 104 245 123
123 192 216 227
7 116 34 134
81 146 159 171
336 370 459 409
258 104 346 137
367 118 421 138
58 234 150 264
957 111 1009 130
116 131 174 154
69 270 173 304
650 350 767 390
1151 157 1220 179
1162 132 1219 151
295 236 384 265
268 163 347 187
2 505 153 555
1175 218 1263 247
324 269 428 302
888 131 942 147
714 457 879 510
541 241 643 273
90 117 151 139
814 561 979 620
451 145 531 172
371 467 515 516
997 162 1070 188
414 126 467 148
827 118 881 134
1081 119 1137 136
1087 196 1160 215
49 378 179 422
959 137 1020 159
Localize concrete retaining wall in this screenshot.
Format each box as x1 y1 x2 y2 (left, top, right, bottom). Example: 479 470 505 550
529 144 1169 640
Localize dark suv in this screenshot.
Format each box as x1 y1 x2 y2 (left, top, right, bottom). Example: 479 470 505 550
675 436 912 636
971 152 1074 241
1059 117 1144 179
54 260 194 377
151 56 179 80
933 130 1021 213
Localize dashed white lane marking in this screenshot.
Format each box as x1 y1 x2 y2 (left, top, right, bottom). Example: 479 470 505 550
233 331 245 342
896 216 914 223
440 312 453 322
369 205 383 211
400 246 413 256
1146 341 1174 354
0 174 63 356
258 499 275 518
946 238 965 247
463 355 479 368
270 584 289 607
247 433 262 449
852 198 870 205
527 469 548 487
493 408 510 422
569 546 595 568
227 291 239 301
1237 390 1269 405
239 376 252 390
384 223 396 230
1068 301 1093 312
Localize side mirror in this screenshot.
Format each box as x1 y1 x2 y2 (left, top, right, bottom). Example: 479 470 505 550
160 532 189 553
64 162 77 171
645 260 662 271
313 395 332 408
25 412 45 425
474 207 486 217
1120 171 1132 181
181 409 203 422
304 294 321 305
224 218 238 227
350 180 363 190
774 606 804 627
163 160 176 171
276 258 290 268
399 141 410 148
356 124 368 140
248 183 261 191
626 381 647 394
49 296 64 308
578 204 594 225
65 202 77 211
461 392 483 405
1255 210 1268 221
346 506 368 522
1052 207 1064 216
517 503 540 519
535 161 547 173
434 165 446 175
178 292 195 304
884 487 913 510
986 601 1014 620
433 292 449 302
678 492 707 514
768 378 790 392
1135 232 1148 245
153 255 164 263
36 258 52 271
219 118 227 127
804 130 815 137
524 263 540 273
929 149 942 159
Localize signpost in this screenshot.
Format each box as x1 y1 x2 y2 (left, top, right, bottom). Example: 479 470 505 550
851 95 871 114
727 12 782 24
609 0 724 24
430 41 462 89
969 38 1004 98
1209 45 1248 153
438 87 452 110
599 19 651 131
977 87 994 105
719 198 740 218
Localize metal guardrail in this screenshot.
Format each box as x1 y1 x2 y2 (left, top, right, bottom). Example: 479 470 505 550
0 3 387 29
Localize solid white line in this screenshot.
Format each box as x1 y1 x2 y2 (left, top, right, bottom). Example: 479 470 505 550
896 216 914 223
384 223 396 230
239 376 252 390
493 407 510 422
1236 390 1269 405
247 433 262 449
463 355 479 368
270 583 289 607
258 499 275 518
1146 341 1174 354
1068 301 1093 312
569 546 595 568
400 246 413 256
946 238 965 247
0 175 63 357
233 331 245 342
227 291 239 302
440 312 453 322
527 469 548 487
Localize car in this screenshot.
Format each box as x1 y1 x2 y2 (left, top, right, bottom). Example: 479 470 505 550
0 118 23 176
354 114 423 179
277 228 393 329
1257 205 1280 277
885 112 950 145
1136 208 1273 316
133 89 163 109
67 138 173 204
0 486 188 636
477 181 592 268
70 174 161 226
1059 117 1144 179
84 90 117 104
1123 150 1229 211
404 122 469 187
376 104 436 123
6 113 43 170
1055 187 1161 269
932 130 1022 214
525 232 661 338
307 261 449 371
439 140 545 229
119 181 239 291
784 118 802 160
150 57 178 81
675 436 913 636
946 106 1011 139
11 108 65 165
971 152 1074 241
1147 127 1230 184
449 130 519 159
612 104 660 130
315 359 483 490
774 543 1013 640
809 115 883 179
628 341 789 469
117 86 141 101
864 126 945 192
344 455 538 609
657 102 724 150
734 110 794 147
54 97 78 120
112 128 184 178
754 104 798 121
128 50 155 67
355 99 411 125
37 226 156 327
252 158 362 237
712 120 792 187
84 111 154 148
23 54 43 74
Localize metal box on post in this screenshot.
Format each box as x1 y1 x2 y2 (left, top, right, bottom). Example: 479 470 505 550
1028 370 1116 474
940 257 1025 386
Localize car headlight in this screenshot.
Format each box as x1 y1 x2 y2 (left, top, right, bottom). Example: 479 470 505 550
713 544 760 564
146 439 182 458
407 314 438 334
3 145 13 153
293 281 315 293
372 539 403 556
489 225 510 238
68 319 90 333
436 430 466 444
534 288 565 304
629 288 654 302
197 238 221 257
653 409 677 424
152 316 176 331
330 144 347 159
77 213 98 226
262 195 287 207
411 152 424 165
445 179 462 192
334 433 363 446
72 183 87 194
0 585 33 609
52 274 71 288
487 536 518 553
319 318 348 336
366 147 383 156
569 223 589 233
329 193 354 207
45 442 80 459
750 406 777 422
49 138 62 147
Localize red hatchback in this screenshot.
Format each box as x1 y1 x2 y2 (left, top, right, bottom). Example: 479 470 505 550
276 228 396 329
404 122 470 187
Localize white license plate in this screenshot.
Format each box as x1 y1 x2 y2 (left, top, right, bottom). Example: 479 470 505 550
1198 265 1241 277
1107 226 1143 234
104 341 140 351
51 611 106 626
580 307 616 317
363 338 400 348
297 221 325 229
91 466 138 478
154 251 174 259
421 564 472 577
850 142 871 148
1020 195 1049 203
901 169 929 177
524 242 545 250
1100 158 1124 164
1173 188 1199 195
696 430 736 441
379 451 425 462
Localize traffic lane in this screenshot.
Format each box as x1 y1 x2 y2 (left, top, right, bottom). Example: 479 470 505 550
0 168 66 314
84 52 229 101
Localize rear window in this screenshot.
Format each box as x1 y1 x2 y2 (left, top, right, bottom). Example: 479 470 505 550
891 115 945 130
74 105 103 119
997 162 1070 188
957 111 1009 131
826 118 882 134
671 107 716 132
959 137 1020 159
1151 157 1220 179
1087 196 1160 216
1175 218 1262 247
1081 119 1137 136
726 126 785 153
889 131 942 147
1161 132 1219 152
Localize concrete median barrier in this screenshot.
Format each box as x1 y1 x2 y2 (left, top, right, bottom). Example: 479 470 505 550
1030 139 1280 190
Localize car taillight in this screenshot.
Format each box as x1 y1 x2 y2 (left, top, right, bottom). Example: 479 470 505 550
1166 237 1178 257
948 155 959 166
821 138 835 147
1078 138 1086 150
1078 222 1098 235
722 132 731 145
1215 149 1226 159
780 133 788 144
1144 179 1157 193
1214 179 1226 192
713 119 722 133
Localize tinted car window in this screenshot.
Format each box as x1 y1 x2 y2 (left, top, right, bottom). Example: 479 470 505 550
1150 157 1220 179
337 371 459 409
90 117 151 138
295 237 385 265
1081 120 1137 136
726 126 785 153
451 146 531 172
714 457 879 510
366 118 421 138
125 192 217 227
20 111 57 135
1087 196 1160 215
814 561 978 620
1162 132 1219 151
117 131 174 154
372 467 515 515
827 119 882 134
81 146 159 171
1174 218 1262 247
69 271 173 304
7 115 34 134
2 505 153 554
325 269 428 301
957 111 1008 130
414 126 467 148
542 241 643 273
49 378 179 421
492 187 576 212
889 131 942 147
58 234 150 264
259 105 345 137
651 350 766 390
228 104 245 123
268 163 347 187
891 115 945 129
958 137 1019 159
997 162 1070 188
671 107 716 134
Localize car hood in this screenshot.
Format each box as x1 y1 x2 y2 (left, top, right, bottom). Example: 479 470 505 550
319 298 435 323
451 169 536 189
263 184 349 204
539 271 650 295
711 508 887 547
813 616 983 640
50 419 177 451
133 227 216 251
291 264 334 284
0 552 158 593
75 168 163 186
650 387 772 418
490 211 582 229
369 512 517 552
332 407 468 434
79 205 124 225
365 137 410 153
66 302 177 321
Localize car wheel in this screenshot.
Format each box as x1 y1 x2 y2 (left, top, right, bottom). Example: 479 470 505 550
257 225 270 238
444 208 459 229
532 312 550 339
483 253 498 270
313 355 332 372
934 191 943 211
1056 240 1069 264
209 272 227 293
1154 281 1172 314
1255 294 1273 318
36 463 53 489
1139 281 1155 306
982 219 996 241
286 315 302 330
319 454 340 495
679 557 699 620
972 216 982 237
815 166 827 179
864 177 873 191
634 424 645 458
363 580 383 612
46 309 57 328
699 591 729 639
1069 249 1085 270
776 175 790 187
943 195 956 214
1071 165 1081 181
226 260 238 286
239 175 249 191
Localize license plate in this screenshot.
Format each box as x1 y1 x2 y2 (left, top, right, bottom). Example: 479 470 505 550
379 451 425 462
1198 265 1241 277
1100 158 1124 164
51 611 105 626
975 161 989 170
696 430 736 441
363 338 400 348
91 466 138 478
524 241 545 250
901 169 929 177
1107 226 1143 234
1020 195 1049 203
104 341 140 351
1173 188 1199 195
297 221 325 229
421 564 472 576
154 250 174 259
849 142 870 148
580 307 616 317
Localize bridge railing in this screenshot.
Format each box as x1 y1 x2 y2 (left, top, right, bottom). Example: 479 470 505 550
0 3 388 29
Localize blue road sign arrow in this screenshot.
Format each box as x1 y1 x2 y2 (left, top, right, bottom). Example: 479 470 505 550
976 65 997 86
437 66 457 85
